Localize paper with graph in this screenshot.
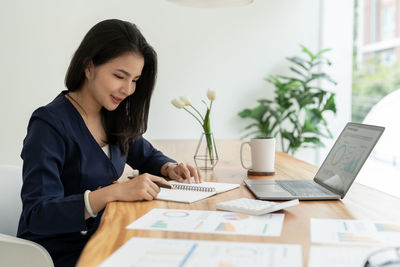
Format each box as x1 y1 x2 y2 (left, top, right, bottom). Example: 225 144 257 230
100 237 302 267
127 208 284 236
311 218 400 246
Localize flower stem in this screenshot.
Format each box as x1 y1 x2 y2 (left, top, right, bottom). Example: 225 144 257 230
204 132 215 165
189 104 204 121
183 107 203 127
203 107 214 165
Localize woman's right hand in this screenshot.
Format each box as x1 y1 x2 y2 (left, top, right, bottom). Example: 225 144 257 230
86 173 169 219
115 173 169 201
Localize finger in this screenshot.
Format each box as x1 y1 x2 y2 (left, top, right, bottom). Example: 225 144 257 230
166 170 179 181
149 175 171 186
149 181 161 193
176 166 190 183
179 164 192 183
140 175 160 192
196 168 202 182
142 191 154 201
147 184 159 198
188 165 200 184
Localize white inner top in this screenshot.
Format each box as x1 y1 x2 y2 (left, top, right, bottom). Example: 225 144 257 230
101 144 110 159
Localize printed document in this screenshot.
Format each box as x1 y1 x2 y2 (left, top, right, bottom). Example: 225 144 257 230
100 237 302 267
311 218 400 246
127 208 284 236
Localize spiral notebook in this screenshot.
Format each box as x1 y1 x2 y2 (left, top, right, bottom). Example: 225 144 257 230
155 181 240 203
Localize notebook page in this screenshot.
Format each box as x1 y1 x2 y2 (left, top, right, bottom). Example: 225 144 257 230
169 181 240 193
156 188 215 203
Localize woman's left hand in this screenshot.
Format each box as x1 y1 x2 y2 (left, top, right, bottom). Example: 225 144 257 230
165 162 202 183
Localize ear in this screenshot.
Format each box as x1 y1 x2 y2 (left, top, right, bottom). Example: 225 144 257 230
84 60 95 80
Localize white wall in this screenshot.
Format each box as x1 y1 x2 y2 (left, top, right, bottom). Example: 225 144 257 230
0 0 353 166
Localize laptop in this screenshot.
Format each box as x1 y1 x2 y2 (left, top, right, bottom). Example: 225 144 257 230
245 122 385 200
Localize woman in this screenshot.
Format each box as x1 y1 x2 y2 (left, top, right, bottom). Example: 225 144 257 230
17 19 201 267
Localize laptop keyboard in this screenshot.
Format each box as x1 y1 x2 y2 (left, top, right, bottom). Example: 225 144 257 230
276 180 336 197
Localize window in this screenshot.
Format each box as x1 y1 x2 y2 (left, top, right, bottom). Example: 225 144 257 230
353 0 400 197
380 48 396 65
381 7 395 39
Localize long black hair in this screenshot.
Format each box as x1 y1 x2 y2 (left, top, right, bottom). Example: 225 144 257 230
65 19 157 154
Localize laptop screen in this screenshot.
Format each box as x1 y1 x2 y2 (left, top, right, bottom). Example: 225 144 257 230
314 123 385 197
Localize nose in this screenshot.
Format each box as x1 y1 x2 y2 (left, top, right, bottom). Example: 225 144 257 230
121 81 135 96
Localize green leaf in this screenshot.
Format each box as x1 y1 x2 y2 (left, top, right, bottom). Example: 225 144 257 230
290 67 307 79
310 58 332 68
302 119 319 133
288 116 301 133
257 99 273 104
311 91 325 107
286 56 309 70
297 95 316 108
203 108 211 133
315 48 332 58
244 122 260 130
303 137 324 147
238 109 252 118
308 73 337 85
323 94 336 113
306 108 322 125
277 75 304 83
326 127 333 138
266 75 282 87
282 130 295 143
300 44 315 60
326 59 332 66
260 124 273 137
269 120 280 135
240 103 270 123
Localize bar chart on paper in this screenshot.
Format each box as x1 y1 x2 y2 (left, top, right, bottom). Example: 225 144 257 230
311 218 400 246
127 209 284 236
99 238 302 267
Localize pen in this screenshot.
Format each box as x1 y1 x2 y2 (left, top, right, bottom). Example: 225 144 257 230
154 181 173 189
127 174 173 189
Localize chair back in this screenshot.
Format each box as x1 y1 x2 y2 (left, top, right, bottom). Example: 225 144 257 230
0 165 23 236
0 233 54 267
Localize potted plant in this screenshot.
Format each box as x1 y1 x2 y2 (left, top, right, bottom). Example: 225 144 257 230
238 45 337 155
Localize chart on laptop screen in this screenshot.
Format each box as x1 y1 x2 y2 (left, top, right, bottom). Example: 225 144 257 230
316 124 384 195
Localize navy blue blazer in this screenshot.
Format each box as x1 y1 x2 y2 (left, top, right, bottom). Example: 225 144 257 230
17 92 175 267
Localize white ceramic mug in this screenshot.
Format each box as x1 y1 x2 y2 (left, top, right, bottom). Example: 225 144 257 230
240 137 275 173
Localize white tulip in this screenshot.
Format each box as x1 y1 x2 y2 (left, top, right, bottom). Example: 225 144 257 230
207 89 216 101
171 98 185 109
180 96 191 106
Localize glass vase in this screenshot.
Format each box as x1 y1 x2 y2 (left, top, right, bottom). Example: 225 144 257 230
194 132 218 171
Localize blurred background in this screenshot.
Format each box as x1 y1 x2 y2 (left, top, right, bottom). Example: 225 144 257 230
0 0 398 196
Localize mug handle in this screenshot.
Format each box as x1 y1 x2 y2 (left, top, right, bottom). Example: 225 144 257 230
240 141 252 170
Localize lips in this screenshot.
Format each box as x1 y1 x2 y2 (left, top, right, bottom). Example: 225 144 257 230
111 96 123 104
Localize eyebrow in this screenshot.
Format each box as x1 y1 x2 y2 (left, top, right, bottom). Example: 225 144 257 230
116 69 141 78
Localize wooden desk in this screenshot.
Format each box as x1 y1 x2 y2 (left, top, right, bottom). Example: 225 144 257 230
77 140 400 267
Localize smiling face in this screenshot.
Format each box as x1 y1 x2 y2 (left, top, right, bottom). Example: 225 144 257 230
85 52 145 111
